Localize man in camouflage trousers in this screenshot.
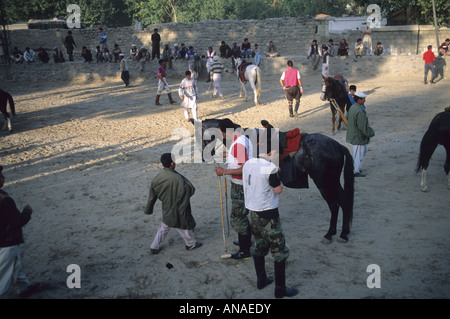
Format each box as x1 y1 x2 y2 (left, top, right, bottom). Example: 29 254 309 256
215 119 253 260
243 154 299 298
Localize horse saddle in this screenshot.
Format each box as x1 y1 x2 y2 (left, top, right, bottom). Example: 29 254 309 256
333 74 348 93
238 60 252 82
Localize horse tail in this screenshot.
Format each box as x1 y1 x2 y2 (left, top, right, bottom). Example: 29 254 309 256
256 67 261 99
415 115 440 173
342 145 354 228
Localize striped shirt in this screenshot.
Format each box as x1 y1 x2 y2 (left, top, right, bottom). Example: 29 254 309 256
210 61 224 74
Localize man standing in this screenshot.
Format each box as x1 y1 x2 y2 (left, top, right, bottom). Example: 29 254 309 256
210 56 225 99
151 28 161 61
156 59 176 105
321 45 330 77
362 25 372 56
423 45 436 84
346 92 375 177
98 28 108 50
243 156 298 298
279 60 304 118
179 71 198 122
215 119 253 259
119 53 130 87
205 47 216 82
307 39 321 70
0 166 39 298
145 154 202 254
64 31 77 61
185 46 197 80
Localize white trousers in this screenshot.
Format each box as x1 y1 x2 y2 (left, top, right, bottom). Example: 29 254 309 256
151 222 196 249
182 96 198 120
213 74 223 97
322 64 329 77
352 144 368 174
157 79 171 95
0 245 29 299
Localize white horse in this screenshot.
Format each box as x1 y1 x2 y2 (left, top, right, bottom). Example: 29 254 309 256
234 57 261 106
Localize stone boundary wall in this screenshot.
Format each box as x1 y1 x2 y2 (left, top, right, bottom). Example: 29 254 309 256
4 17 450 61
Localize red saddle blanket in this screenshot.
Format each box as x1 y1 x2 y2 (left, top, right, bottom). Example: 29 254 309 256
280 128 301 152
238 61 252 82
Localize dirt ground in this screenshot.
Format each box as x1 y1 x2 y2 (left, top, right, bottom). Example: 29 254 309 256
0 54 449 300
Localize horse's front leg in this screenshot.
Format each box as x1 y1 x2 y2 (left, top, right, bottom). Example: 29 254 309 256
243 83 248 101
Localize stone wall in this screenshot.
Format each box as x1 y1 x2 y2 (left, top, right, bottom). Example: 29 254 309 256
4 17 450 60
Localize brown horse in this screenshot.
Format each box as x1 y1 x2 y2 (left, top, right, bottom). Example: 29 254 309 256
320 75 351 134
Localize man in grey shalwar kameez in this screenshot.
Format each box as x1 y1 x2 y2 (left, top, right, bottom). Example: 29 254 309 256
145 153 202 254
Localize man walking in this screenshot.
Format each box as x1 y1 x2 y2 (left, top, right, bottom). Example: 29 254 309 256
0 166 40 298
210 56 225 99
179 71 199 122
215 119 253 259
346 92 375 177
156 59 176 105
423 45 436 84
64 31 77 61
145 154 202 254
243 155 298 298
279 60 304 118
119 53 130 87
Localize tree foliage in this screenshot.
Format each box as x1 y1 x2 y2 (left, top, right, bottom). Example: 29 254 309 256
2 0 448 27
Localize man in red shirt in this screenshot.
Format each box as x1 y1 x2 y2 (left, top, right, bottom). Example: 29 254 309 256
423 45 436 84
156 59 176 105
280 60 304 118
215 119 253 259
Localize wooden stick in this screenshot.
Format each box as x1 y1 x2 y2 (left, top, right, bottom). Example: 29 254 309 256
218 176 227 253
331 99 348 125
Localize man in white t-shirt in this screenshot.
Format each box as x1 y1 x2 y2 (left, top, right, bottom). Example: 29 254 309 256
215 119 253 259
242 155 298 298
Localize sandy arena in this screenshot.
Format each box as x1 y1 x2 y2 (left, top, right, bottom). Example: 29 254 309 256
0 54 449 299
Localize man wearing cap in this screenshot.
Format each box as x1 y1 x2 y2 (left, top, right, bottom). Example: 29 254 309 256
346 92 375 177
210 55 225 99
280 60 304 118
145 153 202 254
119 53 130 87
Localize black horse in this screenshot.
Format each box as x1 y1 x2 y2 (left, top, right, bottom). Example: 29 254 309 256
415 109 450 192
192 118 355 242
320 75 352 134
